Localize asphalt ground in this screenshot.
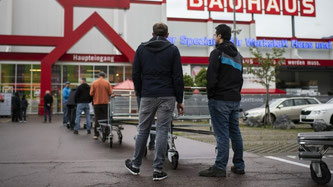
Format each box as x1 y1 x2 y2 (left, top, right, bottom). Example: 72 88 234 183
0 115 332 187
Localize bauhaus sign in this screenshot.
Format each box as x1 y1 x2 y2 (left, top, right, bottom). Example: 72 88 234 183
187 0 316 17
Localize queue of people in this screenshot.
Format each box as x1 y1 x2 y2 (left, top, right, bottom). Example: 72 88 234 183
28 22 244 182
11 92 29 123
60 72 112 138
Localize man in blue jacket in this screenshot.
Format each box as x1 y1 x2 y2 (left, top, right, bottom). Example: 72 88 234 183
125 23 184 181
62 81 71 126
199 24 245 177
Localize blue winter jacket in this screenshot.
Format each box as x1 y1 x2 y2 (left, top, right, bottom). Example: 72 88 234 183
62 87 71 103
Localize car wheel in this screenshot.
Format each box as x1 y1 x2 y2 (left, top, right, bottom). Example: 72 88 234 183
330 115 333 125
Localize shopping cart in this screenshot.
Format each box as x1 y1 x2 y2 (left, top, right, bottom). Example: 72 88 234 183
97 96 124 148
298 131 333 185
143 114 212 170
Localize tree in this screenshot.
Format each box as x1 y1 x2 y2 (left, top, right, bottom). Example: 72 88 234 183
183 74 195 87
194 68 207 87
244 47 285 126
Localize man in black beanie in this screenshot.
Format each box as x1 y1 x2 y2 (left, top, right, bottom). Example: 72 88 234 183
199 24 245 177
125 22 184 181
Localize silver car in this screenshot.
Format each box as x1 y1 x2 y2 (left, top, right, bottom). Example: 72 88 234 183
244 97 321 123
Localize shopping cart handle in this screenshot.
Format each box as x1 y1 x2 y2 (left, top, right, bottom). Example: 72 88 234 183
98 119 108 123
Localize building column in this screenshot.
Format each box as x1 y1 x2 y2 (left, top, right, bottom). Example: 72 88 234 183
4 0 13 52
207 18 214 55
38 62 52 115
249 20 256 39
161 0 167 23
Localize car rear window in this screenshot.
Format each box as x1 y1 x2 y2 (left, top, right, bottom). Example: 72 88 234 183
307 99 319 104
294 99 308 106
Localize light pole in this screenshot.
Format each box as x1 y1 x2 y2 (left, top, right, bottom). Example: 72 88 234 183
233 0 237 48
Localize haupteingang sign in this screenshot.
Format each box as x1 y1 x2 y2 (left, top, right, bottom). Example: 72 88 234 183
188 0 316 17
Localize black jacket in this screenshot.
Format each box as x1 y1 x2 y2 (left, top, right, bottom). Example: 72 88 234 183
11 95 21 109
206 41 243 101
75 83 92 103
132 36 184 103
67 87 77 106
44 94 53 106
21 99 28 109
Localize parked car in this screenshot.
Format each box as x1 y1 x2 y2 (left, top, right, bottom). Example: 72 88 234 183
300 98 333 126
244 97 321 123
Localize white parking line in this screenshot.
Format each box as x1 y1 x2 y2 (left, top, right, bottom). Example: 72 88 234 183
287 156 297 159
265 156 333 173
265 156 310 169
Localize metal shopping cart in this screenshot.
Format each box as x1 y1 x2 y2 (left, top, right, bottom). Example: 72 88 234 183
143 114 213 170
97 96 124 148
298 131 333 185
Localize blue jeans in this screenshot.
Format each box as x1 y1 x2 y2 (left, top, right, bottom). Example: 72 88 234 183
132 97 175 171
63 102 69 124
208 99 245 170
137 97 155 147
74 103 91 131
44 105 51 122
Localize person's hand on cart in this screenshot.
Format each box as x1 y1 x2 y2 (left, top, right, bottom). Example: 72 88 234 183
177 103 184 116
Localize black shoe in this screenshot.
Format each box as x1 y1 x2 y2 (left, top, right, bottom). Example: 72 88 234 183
125 159 140 175
73 130 78 135
199 165 226 177
148 145 155 151
87 130 91 134
231 166 245 174
153 171 168 181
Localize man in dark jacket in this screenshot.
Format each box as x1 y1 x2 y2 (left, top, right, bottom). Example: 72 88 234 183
11 92 21 122
21 95 28 122
125 23 184 181
73 78 92 134
67 87 78 129
44 90 53 123
199 24 245 178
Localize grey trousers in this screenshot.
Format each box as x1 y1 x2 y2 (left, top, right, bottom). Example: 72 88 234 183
132 97 176 171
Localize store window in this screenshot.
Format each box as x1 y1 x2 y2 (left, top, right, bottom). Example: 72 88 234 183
32 65 41 84
125 66 132 80
52 85 62 113
16 64 32 101
17 64 31 84
109 66 123 84
63 65 79 84
94 66 108 80
52 65 61 84
1 64 15 84
80 65 93 83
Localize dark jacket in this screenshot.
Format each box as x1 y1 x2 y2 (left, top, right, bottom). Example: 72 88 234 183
44 94 53 106
132 36 184 103
75 83 92 103
67 87 77 106
11 95 21 109
21 99 28 109
206 41 243 101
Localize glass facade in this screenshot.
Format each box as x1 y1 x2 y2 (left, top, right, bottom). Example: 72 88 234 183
0 63 131 114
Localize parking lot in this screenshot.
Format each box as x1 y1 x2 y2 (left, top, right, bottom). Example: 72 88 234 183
0 115 332 186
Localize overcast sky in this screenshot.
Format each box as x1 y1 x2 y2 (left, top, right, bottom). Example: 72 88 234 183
165 0 333 38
